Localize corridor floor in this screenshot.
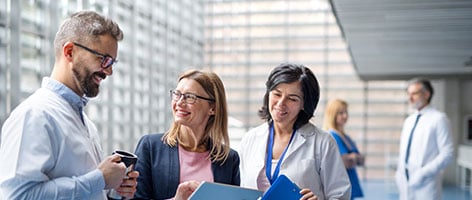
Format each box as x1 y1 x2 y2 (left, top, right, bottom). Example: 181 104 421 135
359 180 471 200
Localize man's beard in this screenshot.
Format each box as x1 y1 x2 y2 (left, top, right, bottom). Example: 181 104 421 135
73 62 105 97
411 99 426 110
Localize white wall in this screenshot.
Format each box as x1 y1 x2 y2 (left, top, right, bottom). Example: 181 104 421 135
435 79 472 185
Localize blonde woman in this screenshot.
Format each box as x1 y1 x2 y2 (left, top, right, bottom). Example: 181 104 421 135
323 99 364 199
133 70 239 199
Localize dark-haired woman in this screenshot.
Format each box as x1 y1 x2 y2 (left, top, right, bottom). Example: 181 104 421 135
239 63 351 200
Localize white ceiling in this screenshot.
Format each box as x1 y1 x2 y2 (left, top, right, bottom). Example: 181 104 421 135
330 0 472 80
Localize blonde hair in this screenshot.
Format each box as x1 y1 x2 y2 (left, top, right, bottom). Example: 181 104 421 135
322 99 348 133
163 69 230 163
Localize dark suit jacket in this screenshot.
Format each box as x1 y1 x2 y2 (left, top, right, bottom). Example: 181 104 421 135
132 133 240 200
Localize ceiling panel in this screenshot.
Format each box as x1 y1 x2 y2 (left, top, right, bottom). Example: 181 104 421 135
330 0 472 80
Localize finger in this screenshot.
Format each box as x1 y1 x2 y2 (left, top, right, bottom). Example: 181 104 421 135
116 184 137 196
127 170 139 178
117 184 137 192
300 188 310 195
116 161 126 168
109 154 122 162
299 189 315 200
189 180 201 188
300 193 314 200
118 190 136 199
120 178 138 187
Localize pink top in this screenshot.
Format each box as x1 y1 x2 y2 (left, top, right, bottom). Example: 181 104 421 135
178 146 214 183
257 159 278 191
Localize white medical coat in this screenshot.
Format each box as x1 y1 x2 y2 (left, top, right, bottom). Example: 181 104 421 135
395 105 454 200
239 122 351 200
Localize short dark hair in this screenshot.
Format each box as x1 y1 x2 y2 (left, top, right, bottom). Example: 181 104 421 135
408 77 434 103
258 63 320 129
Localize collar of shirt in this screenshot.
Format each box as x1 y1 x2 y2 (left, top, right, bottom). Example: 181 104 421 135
415 104 432 116
41 77 88 116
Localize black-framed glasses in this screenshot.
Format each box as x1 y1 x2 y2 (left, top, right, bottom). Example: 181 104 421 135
73 42 117 69
170 90 215 104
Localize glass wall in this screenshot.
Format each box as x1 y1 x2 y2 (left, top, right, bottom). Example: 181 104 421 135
0 0 410 181
0 0 205 154
204 0 408 180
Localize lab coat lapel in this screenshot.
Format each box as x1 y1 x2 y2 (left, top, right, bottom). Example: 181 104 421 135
283 129 306 161
254 127 271 168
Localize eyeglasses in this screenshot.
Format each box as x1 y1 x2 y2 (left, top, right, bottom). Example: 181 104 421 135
170 90 215 104
73 42 117 69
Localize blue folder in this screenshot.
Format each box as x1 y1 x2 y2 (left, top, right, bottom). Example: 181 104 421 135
261 174 302 200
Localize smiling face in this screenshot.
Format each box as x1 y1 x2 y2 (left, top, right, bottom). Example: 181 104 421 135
172 78 215 133
268 81 304 128
71 35 117 97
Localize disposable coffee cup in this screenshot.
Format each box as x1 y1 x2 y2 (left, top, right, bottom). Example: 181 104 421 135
107 150 138 200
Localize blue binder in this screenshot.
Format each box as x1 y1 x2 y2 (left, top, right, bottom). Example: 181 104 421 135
261 174 302 200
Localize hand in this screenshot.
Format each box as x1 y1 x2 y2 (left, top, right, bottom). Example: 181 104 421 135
342 153 357 168
174 180 201 200
115 170 140 199
98 154 126 189
408 169 426 189
300 188 318 200
356 154 365 166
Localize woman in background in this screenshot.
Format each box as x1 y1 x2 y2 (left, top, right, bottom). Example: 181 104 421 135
323 99 364 199
133 69 240 199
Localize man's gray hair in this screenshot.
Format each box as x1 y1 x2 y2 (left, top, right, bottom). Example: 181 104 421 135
53 10 123 56
408 77 434 103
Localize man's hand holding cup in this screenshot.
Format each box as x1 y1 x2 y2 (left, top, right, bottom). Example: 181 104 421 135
103 150 139 199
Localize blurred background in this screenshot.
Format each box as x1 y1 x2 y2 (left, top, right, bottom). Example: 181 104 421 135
1 0 471 199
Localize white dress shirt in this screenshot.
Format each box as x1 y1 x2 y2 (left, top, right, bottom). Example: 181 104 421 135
238 122 351 200
0 77 106 200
